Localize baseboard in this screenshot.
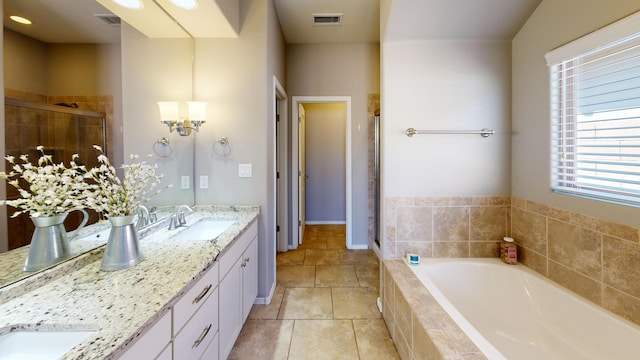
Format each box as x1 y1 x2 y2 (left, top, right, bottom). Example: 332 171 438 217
348 244 368 250
254 280 276 305
305 221 346 225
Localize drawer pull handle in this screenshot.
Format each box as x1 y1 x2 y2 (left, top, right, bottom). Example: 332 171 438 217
192 323 212 349
192 284 212 304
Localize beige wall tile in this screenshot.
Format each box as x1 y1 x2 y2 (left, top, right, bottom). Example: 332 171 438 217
433 207 469 241
603 236 640 298
548 260 601 305
512 207 547 254
602 286 640 326
470 241 500 258
394 322 413 360
394 284 413 350
433 242 469 258
397 207 433 242
412 314 443 360
397 241 433 259
383 297 396 341
548 219 602 279
517 246 547 276
470 206 507 240
526 200 571 222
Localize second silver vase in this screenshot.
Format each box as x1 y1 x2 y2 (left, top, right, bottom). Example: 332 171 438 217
101 215 144 271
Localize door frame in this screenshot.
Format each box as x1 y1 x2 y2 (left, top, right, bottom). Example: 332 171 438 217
291 96 353 249
274 76 288 253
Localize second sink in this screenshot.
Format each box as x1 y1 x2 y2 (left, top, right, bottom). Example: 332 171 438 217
173 219 235 241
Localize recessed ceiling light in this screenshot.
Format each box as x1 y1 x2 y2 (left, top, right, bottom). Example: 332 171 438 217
170 0 198 10
9 15 32 25
113 0 144 9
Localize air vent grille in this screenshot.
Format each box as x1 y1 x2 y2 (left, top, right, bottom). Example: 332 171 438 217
95 14 121 26
313 13 343 25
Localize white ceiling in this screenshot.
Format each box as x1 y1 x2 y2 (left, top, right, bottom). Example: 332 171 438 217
2 0 542 45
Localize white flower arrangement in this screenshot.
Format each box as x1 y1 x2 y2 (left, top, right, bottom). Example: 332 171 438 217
83 145 165 217
0 146 89 218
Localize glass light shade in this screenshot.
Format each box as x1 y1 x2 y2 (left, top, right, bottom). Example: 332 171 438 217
170 0 198 9
113 0 144 9
188 101 207 121
158 101 180 121
10 16 32 25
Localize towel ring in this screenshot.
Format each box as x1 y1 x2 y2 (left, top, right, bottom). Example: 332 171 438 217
214 137 231 157
153 137 173 158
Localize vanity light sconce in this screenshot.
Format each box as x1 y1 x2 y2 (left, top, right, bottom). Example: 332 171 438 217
158 101 206 137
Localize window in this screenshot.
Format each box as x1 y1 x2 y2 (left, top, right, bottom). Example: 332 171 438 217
546 11 640 206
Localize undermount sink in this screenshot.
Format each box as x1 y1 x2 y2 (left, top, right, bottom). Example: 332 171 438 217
173 219 235 241
0 330 95 360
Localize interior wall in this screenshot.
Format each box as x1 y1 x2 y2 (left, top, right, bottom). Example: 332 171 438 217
304 103 346 223
512 0 640 227
3 29 46 95
286 42 380 247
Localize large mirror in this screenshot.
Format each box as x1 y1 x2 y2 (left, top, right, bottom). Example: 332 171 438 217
0 0 195 287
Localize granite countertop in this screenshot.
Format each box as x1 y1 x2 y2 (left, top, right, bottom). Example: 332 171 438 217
0 205 260 360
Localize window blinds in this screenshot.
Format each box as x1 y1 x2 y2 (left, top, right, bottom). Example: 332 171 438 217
547 11 640 206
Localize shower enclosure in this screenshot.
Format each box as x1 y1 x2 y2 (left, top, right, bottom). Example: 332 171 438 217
4 97 107 250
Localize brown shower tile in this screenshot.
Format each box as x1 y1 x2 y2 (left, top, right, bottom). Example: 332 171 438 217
433 207 469 241
228 319 293 360
278 288 333 320
548 219 601 278
288 320 358 360
332 287 381 319
353 319 400 359
304 249 341 265
527 200 571 222
248 285 285 320
276 265 315 287
602 285 640 326
396 241 433 260
517 246 547 276
470 241 500 258
277 249 305 265
394 285 413 349
315 265 359 287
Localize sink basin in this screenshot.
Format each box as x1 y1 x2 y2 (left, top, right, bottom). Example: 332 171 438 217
0 330 95 360
173 220 235 241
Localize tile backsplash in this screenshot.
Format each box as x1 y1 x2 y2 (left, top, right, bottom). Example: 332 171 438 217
383 195 640 326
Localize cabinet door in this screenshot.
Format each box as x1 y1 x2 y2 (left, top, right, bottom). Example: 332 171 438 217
118 311 171 360
218 258 243 360
242 236 258 323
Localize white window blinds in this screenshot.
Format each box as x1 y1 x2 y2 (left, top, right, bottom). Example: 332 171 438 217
546 11 640 206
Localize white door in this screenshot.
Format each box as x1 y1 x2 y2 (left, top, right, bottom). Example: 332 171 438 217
298 103 307 245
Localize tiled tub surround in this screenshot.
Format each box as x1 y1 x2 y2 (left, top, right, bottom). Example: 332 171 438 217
383 196 511 260
0 205 259 359
382 260 486 360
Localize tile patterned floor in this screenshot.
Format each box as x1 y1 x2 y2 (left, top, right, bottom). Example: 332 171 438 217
229 225 399 360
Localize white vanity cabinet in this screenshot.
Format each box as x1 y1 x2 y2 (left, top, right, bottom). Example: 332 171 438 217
118 310 172 360
218 221 258 360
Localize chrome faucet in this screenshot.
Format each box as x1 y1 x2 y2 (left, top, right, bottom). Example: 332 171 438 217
136 205 150 230
169 205 193 230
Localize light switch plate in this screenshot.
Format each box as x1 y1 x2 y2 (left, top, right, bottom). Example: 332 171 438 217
181 176 190 189
199 175 208 189
238 163 252 178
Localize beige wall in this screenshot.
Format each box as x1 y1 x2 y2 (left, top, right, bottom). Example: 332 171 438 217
512 0 640 227
286 42 380 247
3 29 46 95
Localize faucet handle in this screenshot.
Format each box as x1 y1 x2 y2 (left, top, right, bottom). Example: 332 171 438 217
168 214 178 230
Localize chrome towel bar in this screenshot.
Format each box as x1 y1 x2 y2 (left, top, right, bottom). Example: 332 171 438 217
406 128 495 138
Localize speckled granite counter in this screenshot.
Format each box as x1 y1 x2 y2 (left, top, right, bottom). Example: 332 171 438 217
0 205 259 359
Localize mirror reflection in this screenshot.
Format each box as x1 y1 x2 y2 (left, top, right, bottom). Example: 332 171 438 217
0 0 194 287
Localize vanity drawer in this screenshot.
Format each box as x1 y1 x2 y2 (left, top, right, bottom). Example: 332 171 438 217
173 262 219 334
219 221 257 279
118 310 171 360
173 286 219 360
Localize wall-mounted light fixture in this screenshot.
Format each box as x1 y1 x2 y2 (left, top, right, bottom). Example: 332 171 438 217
158 101 206 136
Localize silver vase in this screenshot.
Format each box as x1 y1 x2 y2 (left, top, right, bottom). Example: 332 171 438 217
101 214 144 271
24 209 89 272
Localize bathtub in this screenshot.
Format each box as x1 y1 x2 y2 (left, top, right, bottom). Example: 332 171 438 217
407 258 640 360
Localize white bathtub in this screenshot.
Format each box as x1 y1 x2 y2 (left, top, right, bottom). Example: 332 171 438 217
407 258 640 360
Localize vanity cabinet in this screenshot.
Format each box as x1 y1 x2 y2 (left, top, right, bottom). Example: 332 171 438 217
118 310 172 360
218 221 258 360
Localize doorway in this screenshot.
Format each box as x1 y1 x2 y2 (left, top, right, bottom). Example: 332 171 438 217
291 96 353 249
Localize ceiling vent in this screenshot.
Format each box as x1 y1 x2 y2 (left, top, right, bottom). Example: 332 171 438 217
95 14 121 26
313 13 343 26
